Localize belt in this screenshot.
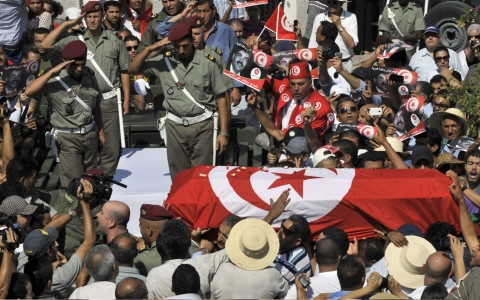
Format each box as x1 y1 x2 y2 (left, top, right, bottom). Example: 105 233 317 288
54 122 94 134
166 111 213 126
102 90 116 100
341 57 352 62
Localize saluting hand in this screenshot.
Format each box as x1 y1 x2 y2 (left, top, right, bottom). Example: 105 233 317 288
49 60 75 77
65 13 86 28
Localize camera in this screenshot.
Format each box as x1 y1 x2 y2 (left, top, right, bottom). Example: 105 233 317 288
0 214 26 249
389 74 404 82
268 64 286 80
380 275 389 290
66 172 127 201
1 107 16 118
369 107 383 117
35 115 49 128
295 273 310 288
322 49 343 61
471 39 480 47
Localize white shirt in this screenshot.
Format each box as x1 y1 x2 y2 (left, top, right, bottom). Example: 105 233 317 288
69 281 116 299
364 257 414 295
408 279 456 299
281 94 309 130
147 259 186 299
285 270 340 299
308 9 359 60
409 48 465 82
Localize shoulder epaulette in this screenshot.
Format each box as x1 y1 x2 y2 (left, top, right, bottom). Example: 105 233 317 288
165 51 173 57
151 13 158 19
207 54 216 63
139 245 146 252
215 48 222 55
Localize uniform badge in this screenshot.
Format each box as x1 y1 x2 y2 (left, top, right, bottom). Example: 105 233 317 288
388 11 395 18
167 87 174 95
141 208 146 215
86 50 95 61
176 81 185 90
196 19 202 25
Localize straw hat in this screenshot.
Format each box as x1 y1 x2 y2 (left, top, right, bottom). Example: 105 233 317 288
374 137 409 155
385 236 435 289
225 218 279 271
436 153 464 169
429 108 469 138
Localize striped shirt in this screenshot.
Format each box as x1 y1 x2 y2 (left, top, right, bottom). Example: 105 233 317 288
0 0 26 45
273 246 311 285
214 0 245 21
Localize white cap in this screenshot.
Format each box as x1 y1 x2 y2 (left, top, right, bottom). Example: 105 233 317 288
65 7 81 20
330 84 351 97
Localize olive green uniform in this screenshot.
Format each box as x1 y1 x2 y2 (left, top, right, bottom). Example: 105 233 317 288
43 68 101 187
39 189 107 259
143 49 228 179
54 30 130 177
378 1 425 41
204 46 234 90
134 241 162 276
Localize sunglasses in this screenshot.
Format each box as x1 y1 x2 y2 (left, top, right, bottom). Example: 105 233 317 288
433 102 449 108
434 55 449 62
424 33 439 38
469 35 480 39
339 106 358 114
126 45 139 51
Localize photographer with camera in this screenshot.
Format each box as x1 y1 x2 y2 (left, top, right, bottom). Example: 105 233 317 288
23 179 96 299
0 228 17 299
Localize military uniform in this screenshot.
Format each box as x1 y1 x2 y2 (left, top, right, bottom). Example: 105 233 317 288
53 29 130 178
138 3 185 52
378 0 425 41
143 49 228 178
43 65 100 186
134 241 162 276
204 46 234 90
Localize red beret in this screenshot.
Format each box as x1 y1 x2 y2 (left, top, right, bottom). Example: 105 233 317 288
289 61 311 79
168 20 192 42
189 16 204 28
140 204 173 221
62 40 87 61
81 1 103 15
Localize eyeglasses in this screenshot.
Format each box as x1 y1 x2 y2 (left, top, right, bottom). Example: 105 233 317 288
339 106 358 114
126 45 139 51
424 33 439 38
434 55 449 62
469 35 480 39
433 102 449 108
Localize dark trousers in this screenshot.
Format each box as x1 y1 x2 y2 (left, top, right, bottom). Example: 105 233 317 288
98 97 120 177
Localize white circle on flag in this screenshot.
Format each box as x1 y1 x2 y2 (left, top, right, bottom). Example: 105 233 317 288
397 69 413 84
281 14 293 32
282 93 290 102
328 112 334 122
254 51 268 68
295 115 303 124
291 66 301 76
405 97 419 112
27 60 39 73
279 84 287 93
208 167 356 225
299 49 313 61
411 113 420 126
315 102 322 111
398 85 409 96
250 68 261 79
358 125 375 139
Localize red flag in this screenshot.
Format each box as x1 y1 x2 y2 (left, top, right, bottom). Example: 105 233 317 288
264 4 279 32
264 4 296 41
165 166 462 240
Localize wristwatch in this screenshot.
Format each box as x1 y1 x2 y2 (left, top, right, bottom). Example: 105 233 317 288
338 27 345 33
219 131 230 138
68 209 74 219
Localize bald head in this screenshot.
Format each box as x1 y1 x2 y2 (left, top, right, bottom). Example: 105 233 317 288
115 277 148 299
425 252 452 285
108 200 130 228
110 232 138 267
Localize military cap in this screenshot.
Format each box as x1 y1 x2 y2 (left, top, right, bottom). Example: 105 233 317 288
62 40 88 61
168 20 192 42
140 204 173 221
81 1 103 15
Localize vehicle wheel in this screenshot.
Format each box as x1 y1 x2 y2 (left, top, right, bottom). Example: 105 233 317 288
424 1 471 52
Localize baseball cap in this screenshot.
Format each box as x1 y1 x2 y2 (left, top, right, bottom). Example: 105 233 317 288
410 146 433 165
282 137 310 154
330 84 350 97
24 227 59 257
0 196 38 216
312 145 343 167
424 26 440 35
397 223 423 237
283 127 305 145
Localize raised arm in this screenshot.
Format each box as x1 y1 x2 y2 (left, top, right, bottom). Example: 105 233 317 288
41 14 85 50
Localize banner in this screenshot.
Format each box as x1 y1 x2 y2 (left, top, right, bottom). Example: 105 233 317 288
369 65 418 107
232 0 268 8
224 42 267 91
1 60 40 97
252 48 317 70
393 96 426 141
165 166 462 239
336 123 378 139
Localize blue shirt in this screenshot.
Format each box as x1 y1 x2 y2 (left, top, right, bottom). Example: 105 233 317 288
155 16 175 37
205 20 237 64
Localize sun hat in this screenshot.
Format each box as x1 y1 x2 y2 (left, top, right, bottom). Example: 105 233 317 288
374 137 409 155
312 145 343 167
435 153 464 169
385 236 436 289
429 108 469 138
225 218 279 271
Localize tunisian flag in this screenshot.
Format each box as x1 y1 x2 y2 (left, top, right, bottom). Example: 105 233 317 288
264 4 296 41
164 166 461 239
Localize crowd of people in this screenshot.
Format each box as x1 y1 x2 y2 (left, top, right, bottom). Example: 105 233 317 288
1 0 480 299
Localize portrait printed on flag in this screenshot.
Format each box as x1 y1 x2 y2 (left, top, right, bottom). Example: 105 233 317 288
1 60 40 97
224 42 267 91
